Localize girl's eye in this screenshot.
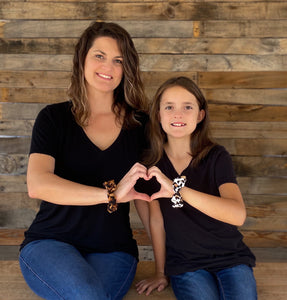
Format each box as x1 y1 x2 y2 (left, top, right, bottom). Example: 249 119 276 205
185 105 193 110
165 106 172 110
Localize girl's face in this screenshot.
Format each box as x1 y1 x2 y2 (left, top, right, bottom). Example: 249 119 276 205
84 36 124 96
159 86 205 140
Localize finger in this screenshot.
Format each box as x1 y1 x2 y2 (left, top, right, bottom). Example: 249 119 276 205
136 282 149 294
145 284 158 296
150 191 165 201
133 191 151 202
158 284 165 292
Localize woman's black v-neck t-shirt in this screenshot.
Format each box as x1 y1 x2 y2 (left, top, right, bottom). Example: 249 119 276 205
21 101 148 259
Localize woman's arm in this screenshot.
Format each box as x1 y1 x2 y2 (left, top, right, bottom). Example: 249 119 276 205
27 153 151 205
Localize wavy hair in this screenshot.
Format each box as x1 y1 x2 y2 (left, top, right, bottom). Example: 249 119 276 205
67 21 148 128
145 76 215 167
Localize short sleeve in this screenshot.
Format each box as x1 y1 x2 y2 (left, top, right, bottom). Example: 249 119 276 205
29 105 60 158
214 147 237 188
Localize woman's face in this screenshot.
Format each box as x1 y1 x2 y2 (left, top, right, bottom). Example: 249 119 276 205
159 85 205 140
84 36 124 96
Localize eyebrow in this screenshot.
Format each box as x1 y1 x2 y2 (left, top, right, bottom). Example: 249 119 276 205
162 101 195 105
93 49 123 59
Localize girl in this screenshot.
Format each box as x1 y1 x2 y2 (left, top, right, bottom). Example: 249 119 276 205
136 76 257 299
19 21 151 300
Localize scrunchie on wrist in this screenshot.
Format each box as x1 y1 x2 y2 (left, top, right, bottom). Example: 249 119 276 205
103 179 118 213
171 176 186 208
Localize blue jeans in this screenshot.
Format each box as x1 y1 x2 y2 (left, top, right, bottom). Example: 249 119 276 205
19 239 137 300
170 264 257 300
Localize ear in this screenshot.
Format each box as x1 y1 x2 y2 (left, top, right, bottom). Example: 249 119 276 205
197 109 205 124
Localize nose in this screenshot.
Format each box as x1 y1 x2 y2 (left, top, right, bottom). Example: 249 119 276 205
174 109 183 118
102 59 113 71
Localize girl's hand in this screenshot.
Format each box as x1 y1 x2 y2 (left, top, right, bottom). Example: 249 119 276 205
147 166 173 200
136 273 169 296
115 163 151 203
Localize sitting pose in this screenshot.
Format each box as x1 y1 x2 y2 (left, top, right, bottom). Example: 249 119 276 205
19 21 151 300
136 76 257 300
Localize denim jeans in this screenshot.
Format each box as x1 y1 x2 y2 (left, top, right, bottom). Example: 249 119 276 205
19 239 137 300
170 264 257 300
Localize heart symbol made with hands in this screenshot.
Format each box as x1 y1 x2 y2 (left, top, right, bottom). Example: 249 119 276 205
134 176 161 197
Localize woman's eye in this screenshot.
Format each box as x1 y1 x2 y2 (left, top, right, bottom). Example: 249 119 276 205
95 54 104 59
114 59 123 65
165 106 172 110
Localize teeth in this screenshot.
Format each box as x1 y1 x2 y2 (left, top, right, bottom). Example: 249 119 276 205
98 73 112 79
171 123 185 127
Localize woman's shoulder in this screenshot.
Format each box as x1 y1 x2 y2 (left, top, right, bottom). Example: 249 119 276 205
42 101 72 114
37 101 73 121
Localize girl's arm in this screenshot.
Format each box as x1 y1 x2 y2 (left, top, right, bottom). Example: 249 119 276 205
27 153 151 205
180 183 246 226
134 199 151 239
148 166 246 226
136 200 168 295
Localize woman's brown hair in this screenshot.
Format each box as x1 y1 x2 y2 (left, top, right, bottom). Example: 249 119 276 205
67 21 147 128
145 76 215 167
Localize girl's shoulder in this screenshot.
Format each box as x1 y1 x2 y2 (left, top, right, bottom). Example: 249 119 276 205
202 144 231 165
208 144 229 156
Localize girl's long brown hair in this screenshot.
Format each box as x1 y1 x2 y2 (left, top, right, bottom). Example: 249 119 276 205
145 76 216 167
68 21 148 128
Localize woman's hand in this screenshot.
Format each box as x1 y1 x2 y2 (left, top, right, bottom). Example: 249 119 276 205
147 166 173 200
136 273 169 296
115 163 151 203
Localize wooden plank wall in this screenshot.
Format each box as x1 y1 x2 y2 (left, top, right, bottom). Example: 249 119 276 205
0 0 286 249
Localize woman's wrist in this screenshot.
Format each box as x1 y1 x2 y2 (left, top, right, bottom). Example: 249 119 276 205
103 179 118 213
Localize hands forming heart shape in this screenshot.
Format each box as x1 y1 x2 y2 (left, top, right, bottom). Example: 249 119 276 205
134 176 161 197
115 163 174 203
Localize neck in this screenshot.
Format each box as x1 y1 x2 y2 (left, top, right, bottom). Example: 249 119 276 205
88 94 114 116
164 138 191 160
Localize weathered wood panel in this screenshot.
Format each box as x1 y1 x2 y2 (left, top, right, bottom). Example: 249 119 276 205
1 2 287 20
199 71 287 88
0 20 194 39
2 102 287 122
1 54 287 72
2 37 287 54
0 121 34 137
2 86 286 106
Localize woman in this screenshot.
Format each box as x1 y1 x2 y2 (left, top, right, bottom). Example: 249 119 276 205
136 77 257 299
19 21 151 300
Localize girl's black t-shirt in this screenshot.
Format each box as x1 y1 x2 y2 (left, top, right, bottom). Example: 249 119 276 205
156 145 256 275
21 101 148 260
